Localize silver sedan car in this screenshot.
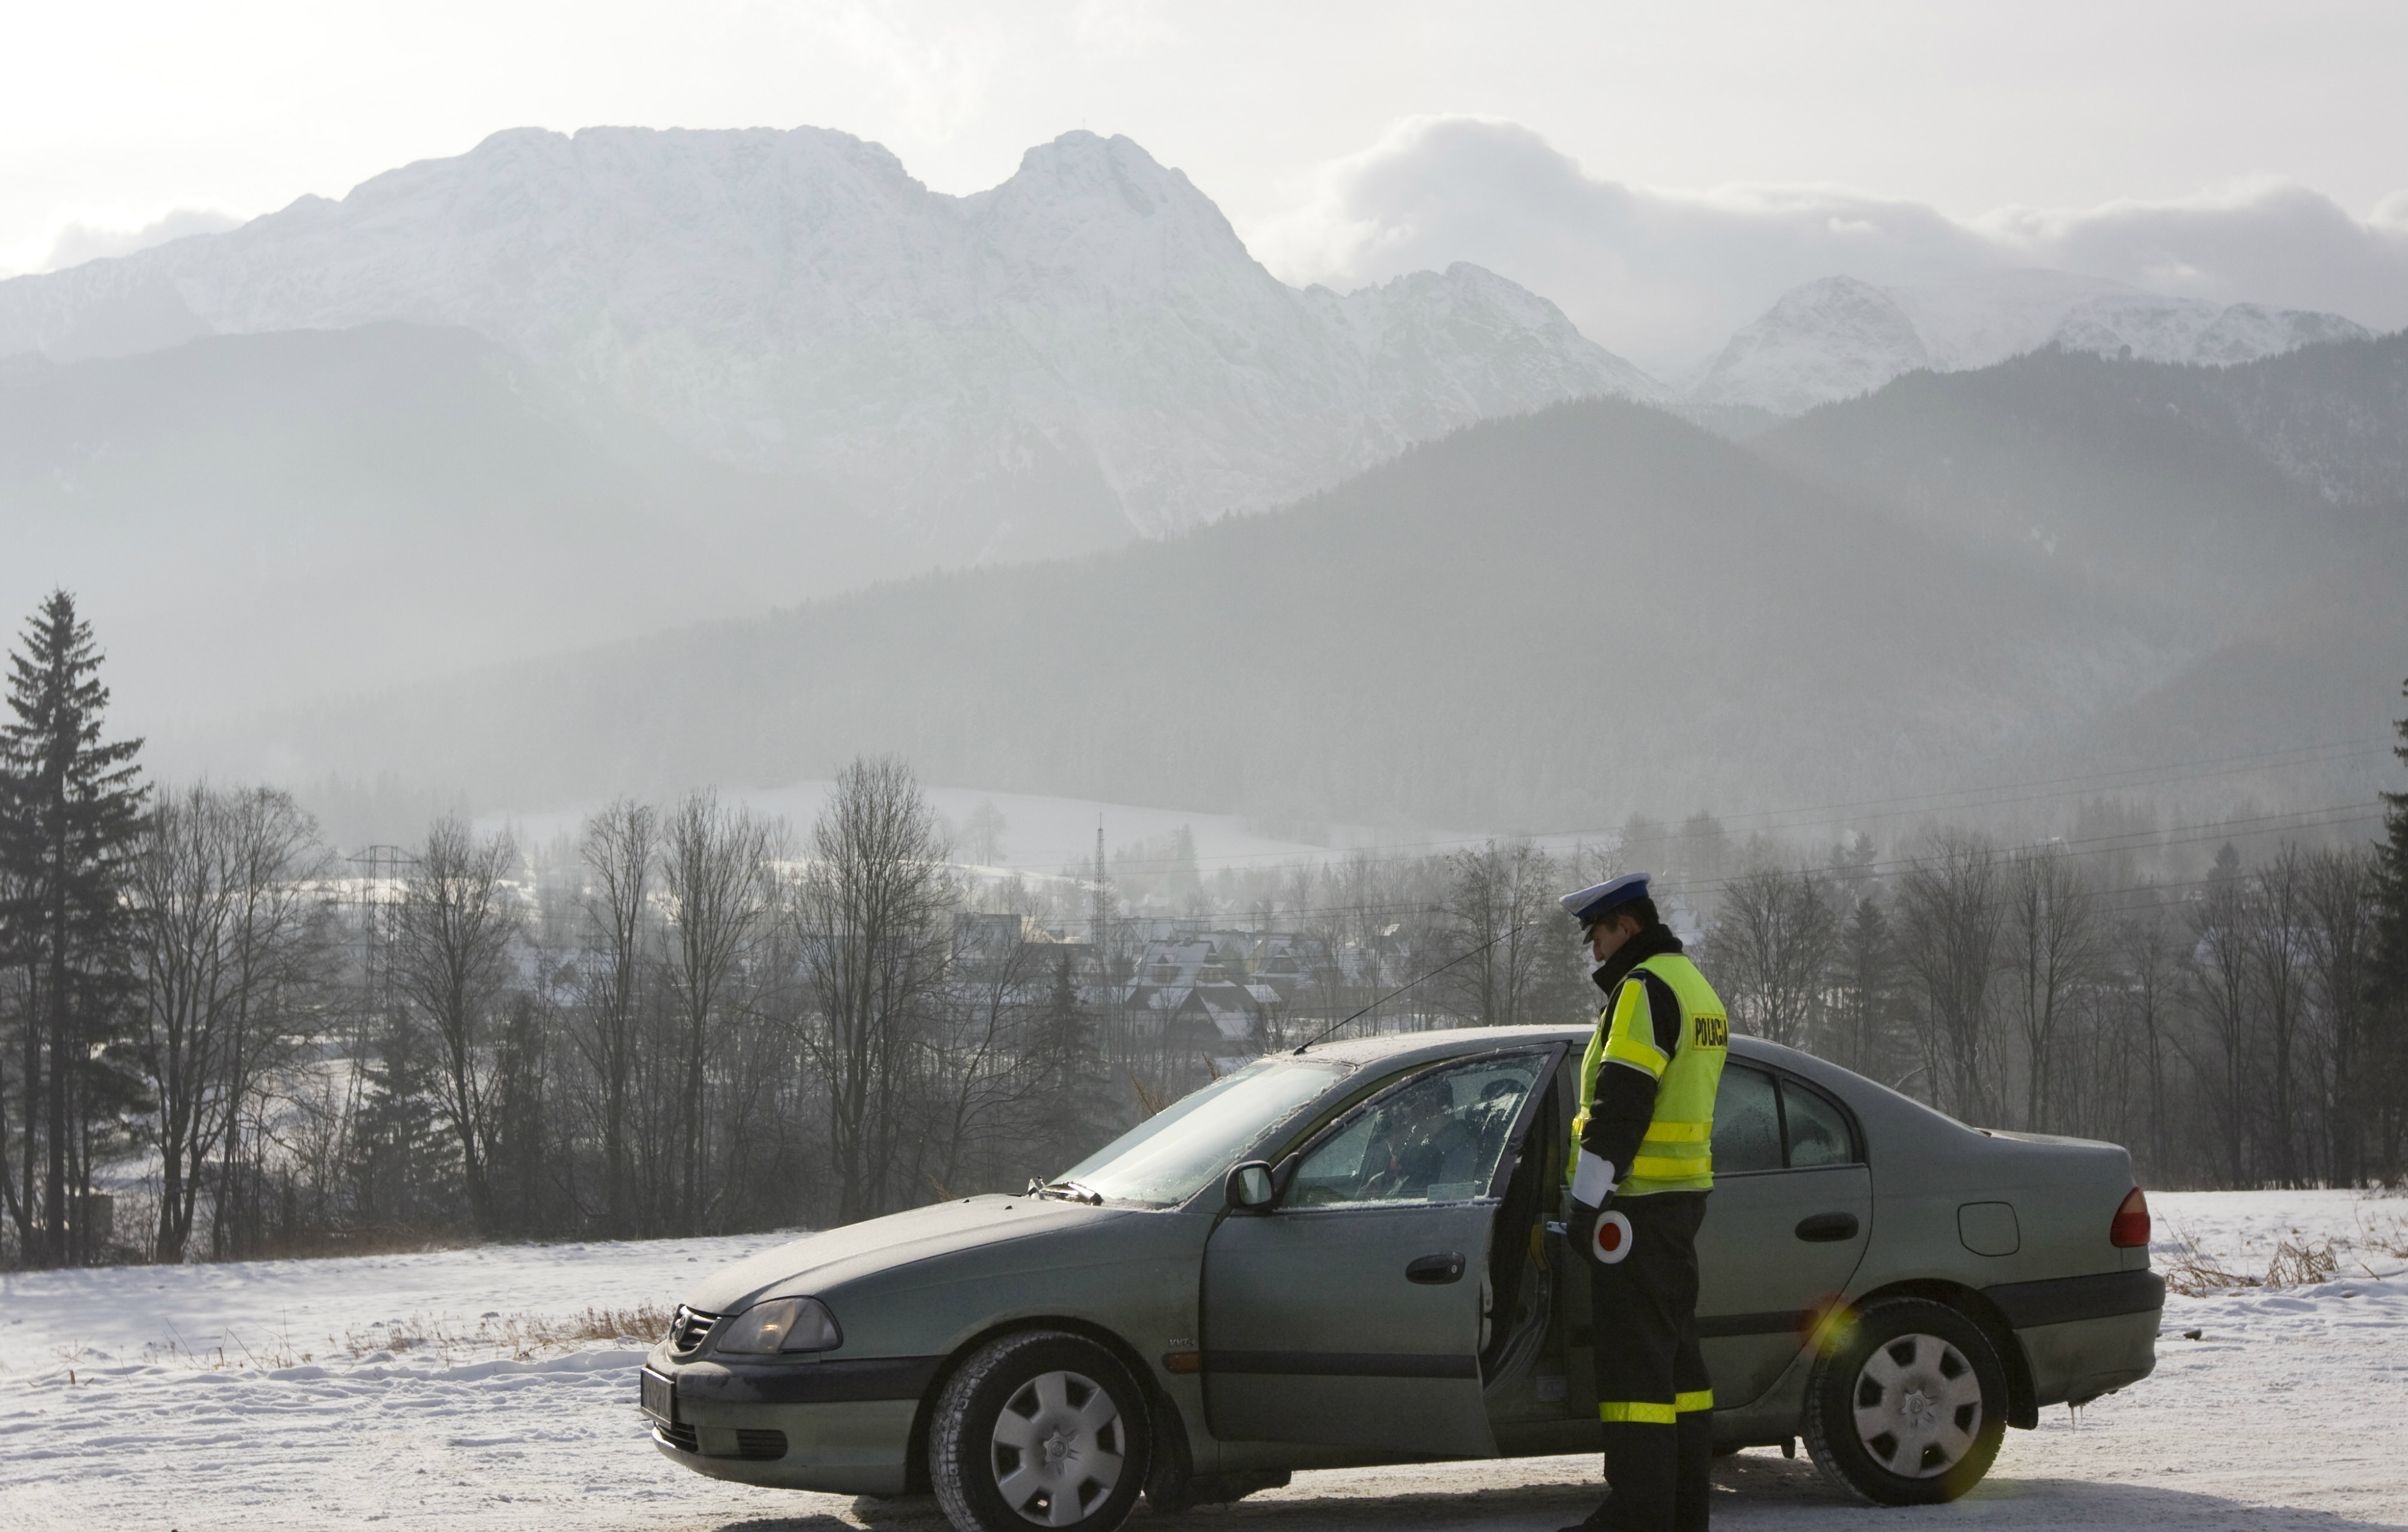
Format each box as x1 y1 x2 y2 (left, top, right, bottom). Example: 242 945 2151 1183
642 1026 2161 1530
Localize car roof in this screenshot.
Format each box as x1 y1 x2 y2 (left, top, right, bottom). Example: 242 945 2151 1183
1299 1023 1855 1092
1296 1022 1589 1072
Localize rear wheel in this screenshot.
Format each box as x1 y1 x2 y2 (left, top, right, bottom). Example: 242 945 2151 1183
931 1331 1149 1532
1802 1297 2006 1506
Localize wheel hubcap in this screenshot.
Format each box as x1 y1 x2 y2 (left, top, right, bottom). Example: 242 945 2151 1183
990 1369 1124 1526
1851 1332 1984 1478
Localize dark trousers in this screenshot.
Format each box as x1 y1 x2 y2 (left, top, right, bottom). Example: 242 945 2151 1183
1586 1191 1711 1532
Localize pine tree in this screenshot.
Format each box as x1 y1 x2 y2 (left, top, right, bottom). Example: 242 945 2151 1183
0 592 146 1266
2371 679 2408 1176
2377 679 2408 989
347 1013 459 1234
1033 947 1114 1174
1831 894 1896 1081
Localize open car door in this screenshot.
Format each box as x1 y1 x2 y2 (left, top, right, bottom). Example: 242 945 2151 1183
1201 1049 1556 1455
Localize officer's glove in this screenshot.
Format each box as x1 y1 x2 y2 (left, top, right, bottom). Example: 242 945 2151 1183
1566 1196 1606 1258
1568 1151 1629 1266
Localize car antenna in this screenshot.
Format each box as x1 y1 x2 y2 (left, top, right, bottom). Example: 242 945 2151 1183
1292 919 1540 1054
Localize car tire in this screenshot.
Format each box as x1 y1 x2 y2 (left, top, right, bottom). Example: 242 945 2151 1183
931 1330 1150 1532
1802 1296 2007 1506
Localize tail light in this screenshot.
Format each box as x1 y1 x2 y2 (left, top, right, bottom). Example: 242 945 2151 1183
2110 1186 2150 1248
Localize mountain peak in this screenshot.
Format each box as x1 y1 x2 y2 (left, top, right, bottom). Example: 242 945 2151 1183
0 124 1659 550
1693 275 1926 415
1696 268 2371 415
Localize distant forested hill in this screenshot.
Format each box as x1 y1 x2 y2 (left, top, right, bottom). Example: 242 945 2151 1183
1754 334 2408 609
0 324 907 718
170 336 2408 832
1753 334 2408 774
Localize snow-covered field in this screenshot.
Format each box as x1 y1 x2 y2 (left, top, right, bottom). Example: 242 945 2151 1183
2 1192 2402 1531
482 781 1371 880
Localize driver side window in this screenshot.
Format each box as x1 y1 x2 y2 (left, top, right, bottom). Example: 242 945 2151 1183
1288 1055 1545 1207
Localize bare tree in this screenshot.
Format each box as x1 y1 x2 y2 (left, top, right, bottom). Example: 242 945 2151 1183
576 799 656 1236
2301 846 2377 1184
127 785 327 1262
2184 844 2252 1187
1712 860 1836 1047
2249 846 2312 1186
656 791 778 1231
2003 843 2095 1133
929 921 1060 1195
2111 899 2178 1183
391 816 520 1234
796 757 954 1224
1434 841 1559 1029
961 800 1007 867
1896 832 2004 1123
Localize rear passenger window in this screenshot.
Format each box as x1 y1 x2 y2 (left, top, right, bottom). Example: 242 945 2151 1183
1712 1064 1782 1174
1780 1079 1856 1167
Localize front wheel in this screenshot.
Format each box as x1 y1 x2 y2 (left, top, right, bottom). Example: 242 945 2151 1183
1802 1296 2007 1506
930 1331 1150 1532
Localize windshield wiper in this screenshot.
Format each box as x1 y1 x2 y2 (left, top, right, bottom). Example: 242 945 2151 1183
1033 1179 1105 1205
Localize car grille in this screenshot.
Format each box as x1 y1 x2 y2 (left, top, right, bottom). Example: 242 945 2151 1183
650 1422 782 1460
669 1304 720 1353
655 1421 699 1453
736 1429 787 1460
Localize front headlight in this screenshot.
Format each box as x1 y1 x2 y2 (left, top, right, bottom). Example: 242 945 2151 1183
715 1296 844 1355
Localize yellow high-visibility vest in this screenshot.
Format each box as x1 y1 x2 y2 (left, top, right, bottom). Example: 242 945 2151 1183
1569 952 1729 1196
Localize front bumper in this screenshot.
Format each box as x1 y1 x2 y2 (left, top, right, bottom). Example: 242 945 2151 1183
644 1346 942 1494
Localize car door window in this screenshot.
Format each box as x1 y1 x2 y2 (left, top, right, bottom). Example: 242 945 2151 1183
1289 1055 1545 1206
1779 1078 1857 1168
1711 1063 1783 1174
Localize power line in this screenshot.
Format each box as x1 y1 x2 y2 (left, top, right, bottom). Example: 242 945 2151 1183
1641 736 2387 829
1666 799 2385 902
1076 734 2390 872
1078 788 2387 899
1032 800 2385 934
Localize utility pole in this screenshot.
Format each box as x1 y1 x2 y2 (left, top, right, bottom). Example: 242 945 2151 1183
1092 819 1122 1094
1092 820 1109 955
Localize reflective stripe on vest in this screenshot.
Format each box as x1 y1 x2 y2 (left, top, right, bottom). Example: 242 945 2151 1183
1569 952 1730 1197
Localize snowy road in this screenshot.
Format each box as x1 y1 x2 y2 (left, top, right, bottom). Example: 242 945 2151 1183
2 1192 2402 1531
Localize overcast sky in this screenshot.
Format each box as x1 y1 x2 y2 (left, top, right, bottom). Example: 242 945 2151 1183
8 0 2405 370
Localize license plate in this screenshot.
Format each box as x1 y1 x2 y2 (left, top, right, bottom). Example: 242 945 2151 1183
640 1368 677 1426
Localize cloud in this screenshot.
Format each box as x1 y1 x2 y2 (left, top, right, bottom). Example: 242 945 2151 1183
1252 116 2408 376
797 1 1006 148
42 204 243 272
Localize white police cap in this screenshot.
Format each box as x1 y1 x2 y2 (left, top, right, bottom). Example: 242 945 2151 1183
1560 872 1652 927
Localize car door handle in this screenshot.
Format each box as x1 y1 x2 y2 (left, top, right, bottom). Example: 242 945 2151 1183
1795 1213 1859 1243
1406 1252 1467 1284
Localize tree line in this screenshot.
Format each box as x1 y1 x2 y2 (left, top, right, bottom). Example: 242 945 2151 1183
4 589 2406 1269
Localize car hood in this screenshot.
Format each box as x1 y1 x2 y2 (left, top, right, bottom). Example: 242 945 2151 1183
683 1195 1114 1313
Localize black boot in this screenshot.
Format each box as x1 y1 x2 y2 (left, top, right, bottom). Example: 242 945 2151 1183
1563 1423 1677 1531
1673 1409 1712 1531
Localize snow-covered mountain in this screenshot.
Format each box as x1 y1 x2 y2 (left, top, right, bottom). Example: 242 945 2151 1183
0 127 1660 552
1692 270 2369 416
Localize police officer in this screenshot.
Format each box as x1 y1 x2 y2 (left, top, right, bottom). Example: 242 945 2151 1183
1558 873 1729 1532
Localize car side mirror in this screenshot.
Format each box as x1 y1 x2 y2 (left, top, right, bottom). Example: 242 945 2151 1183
1226 1160 1277 1213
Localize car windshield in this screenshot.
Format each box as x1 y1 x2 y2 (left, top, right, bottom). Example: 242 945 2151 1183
1054 1058 1342 1207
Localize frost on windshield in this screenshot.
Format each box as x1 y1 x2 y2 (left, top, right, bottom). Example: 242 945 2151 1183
1056 1059 1340 1206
